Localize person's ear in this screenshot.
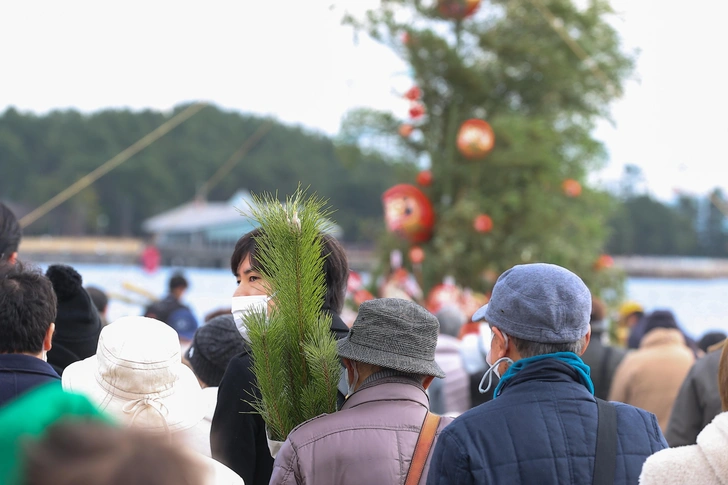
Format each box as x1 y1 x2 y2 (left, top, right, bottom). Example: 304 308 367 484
579 328 592 356
8 252 18 264
43 323 55 352
490 326 508 360
342 358 355 383
422 375 435 390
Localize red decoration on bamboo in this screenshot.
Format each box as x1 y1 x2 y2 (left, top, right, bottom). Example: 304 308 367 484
409 102 426 119
457 119 495 159
399 124 414 138
382 184 436 243
437 0 481 19
409 246 425 264
562 179 582 197
473 214 493 233
416 170 433 187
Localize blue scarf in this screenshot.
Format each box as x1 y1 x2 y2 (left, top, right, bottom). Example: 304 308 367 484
493 352 594 397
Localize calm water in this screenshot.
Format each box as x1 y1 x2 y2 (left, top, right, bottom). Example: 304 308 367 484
55 264 728 341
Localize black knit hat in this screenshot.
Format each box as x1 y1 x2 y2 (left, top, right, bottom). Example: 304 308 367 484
45 265 102 376
184 314 246 387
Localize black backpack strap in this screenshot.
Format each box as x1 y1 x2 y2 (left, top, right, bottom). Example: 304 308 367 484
593 398 618 485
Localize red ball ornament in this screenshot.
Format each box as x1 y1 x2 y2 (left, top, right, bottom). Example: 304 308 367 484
562 179 582 198
595 254 614 271
473 214 493 233
409 102 426 119
438 0 481 19
457 119 495 159
409 246 425 265
416 170 433 187
382 184 436 243
402 32 411 45
399 124 414 138
404 86 422 101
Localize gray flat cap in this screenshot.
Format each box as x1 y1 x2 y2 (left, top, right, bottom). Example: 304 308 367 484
472 263 591 344
338 298 445 378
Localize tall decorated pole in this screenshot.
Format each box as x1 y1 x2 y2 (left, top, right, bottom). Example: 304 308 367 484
345 0 633 306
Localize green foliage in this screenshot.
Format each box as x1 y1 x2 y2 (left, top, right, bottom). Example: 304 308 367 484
244 188 339 441
345 0 635 297
0 105 412 242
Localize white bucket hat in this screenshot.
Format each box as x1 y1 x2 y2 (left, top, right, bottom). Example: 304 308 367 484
62 316 207 433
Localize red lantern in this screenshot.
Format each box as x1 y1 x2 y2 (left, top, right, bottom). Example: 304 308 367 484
399 124 414 138
426 281 462 314
562 179 582 197
409 102 426 119
409 246 425 264
404 86 422 101
473 214 493 233
457 119 495 159
438 0 481 19
416 170 433 187
595 254 614 271
382 184 436 243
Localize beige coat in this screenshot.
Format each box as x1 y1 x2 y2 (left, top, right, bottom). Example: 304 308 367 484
640 412 728 485
609 328 695 431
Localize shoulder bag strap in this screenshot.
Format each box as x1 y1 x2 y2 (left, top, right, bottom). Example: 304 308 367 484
593 398 618 485
404 411 442 485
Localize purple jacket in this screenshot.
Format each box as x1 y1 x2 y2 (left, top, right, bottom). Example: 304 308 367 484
270 374 452 485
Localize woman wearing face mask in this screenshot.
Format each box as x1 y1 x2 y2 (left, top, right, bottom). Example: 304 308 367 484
210 228 350 485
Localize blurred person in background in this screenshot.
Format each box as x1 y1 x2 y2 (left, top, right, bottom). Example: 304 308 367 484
145 272 198 350
609 309 695 431
85 286 109 327
184 314 246 430
580 296 628 400
698 331 727 354
665 338 726 447
640 340 728 485
0 263 58 407
0 202 21 265
429 304 470 415
616 300 644 348
45 265 102 376
459 318 498 409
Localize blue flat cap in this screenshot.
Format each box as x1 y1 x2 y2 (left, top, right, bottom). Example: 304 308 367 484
472 263 591 344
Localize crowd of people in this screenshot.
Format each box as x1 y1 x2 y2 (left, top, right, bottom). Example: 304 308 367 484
2 200 728 485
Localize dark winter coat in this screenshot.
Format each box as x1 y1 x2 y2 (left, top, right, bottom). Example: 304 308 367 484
426 358 668 485
580 335 628 400
665 346 724 447
210 311 349 485
0 354 60 407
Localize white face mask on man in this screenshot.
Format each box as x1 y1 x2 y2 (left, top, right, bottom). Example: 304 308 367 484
231 295 271 341
478 331 514 394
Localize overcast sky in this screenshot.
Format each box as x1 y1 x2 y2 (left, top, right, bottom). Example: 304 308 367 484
1 0 726 201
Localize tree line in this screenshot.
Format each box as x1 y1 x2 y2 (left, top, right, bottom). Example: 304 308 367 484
2 106 725 257
0 105 415 242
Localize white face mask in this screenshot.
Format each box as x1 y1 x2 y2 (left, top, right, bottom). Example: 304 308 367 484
231 295 270 340
478 332 514 394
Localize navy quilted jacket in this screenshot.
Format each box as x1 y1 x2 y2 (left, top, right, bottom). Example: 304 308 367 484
426 358 667 485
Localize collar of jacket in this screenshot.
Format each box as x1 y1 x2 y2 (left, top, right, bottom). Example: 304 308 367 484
640 327 685 348
342 376 429 411
0 354 61 379
497 357 590 396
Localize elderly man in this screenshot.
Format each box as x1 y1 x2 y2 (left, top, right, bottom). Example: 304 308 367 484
270 298 452 485
0 263 59 406
427 263 667 485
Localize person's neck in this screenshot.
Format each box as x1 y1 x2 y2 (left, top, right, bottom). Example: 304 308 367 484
20 351 45 361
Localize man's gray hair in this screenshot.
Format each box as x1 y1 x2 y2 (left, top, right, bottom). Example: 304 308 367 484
509 334 588 359
435 304 466 338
